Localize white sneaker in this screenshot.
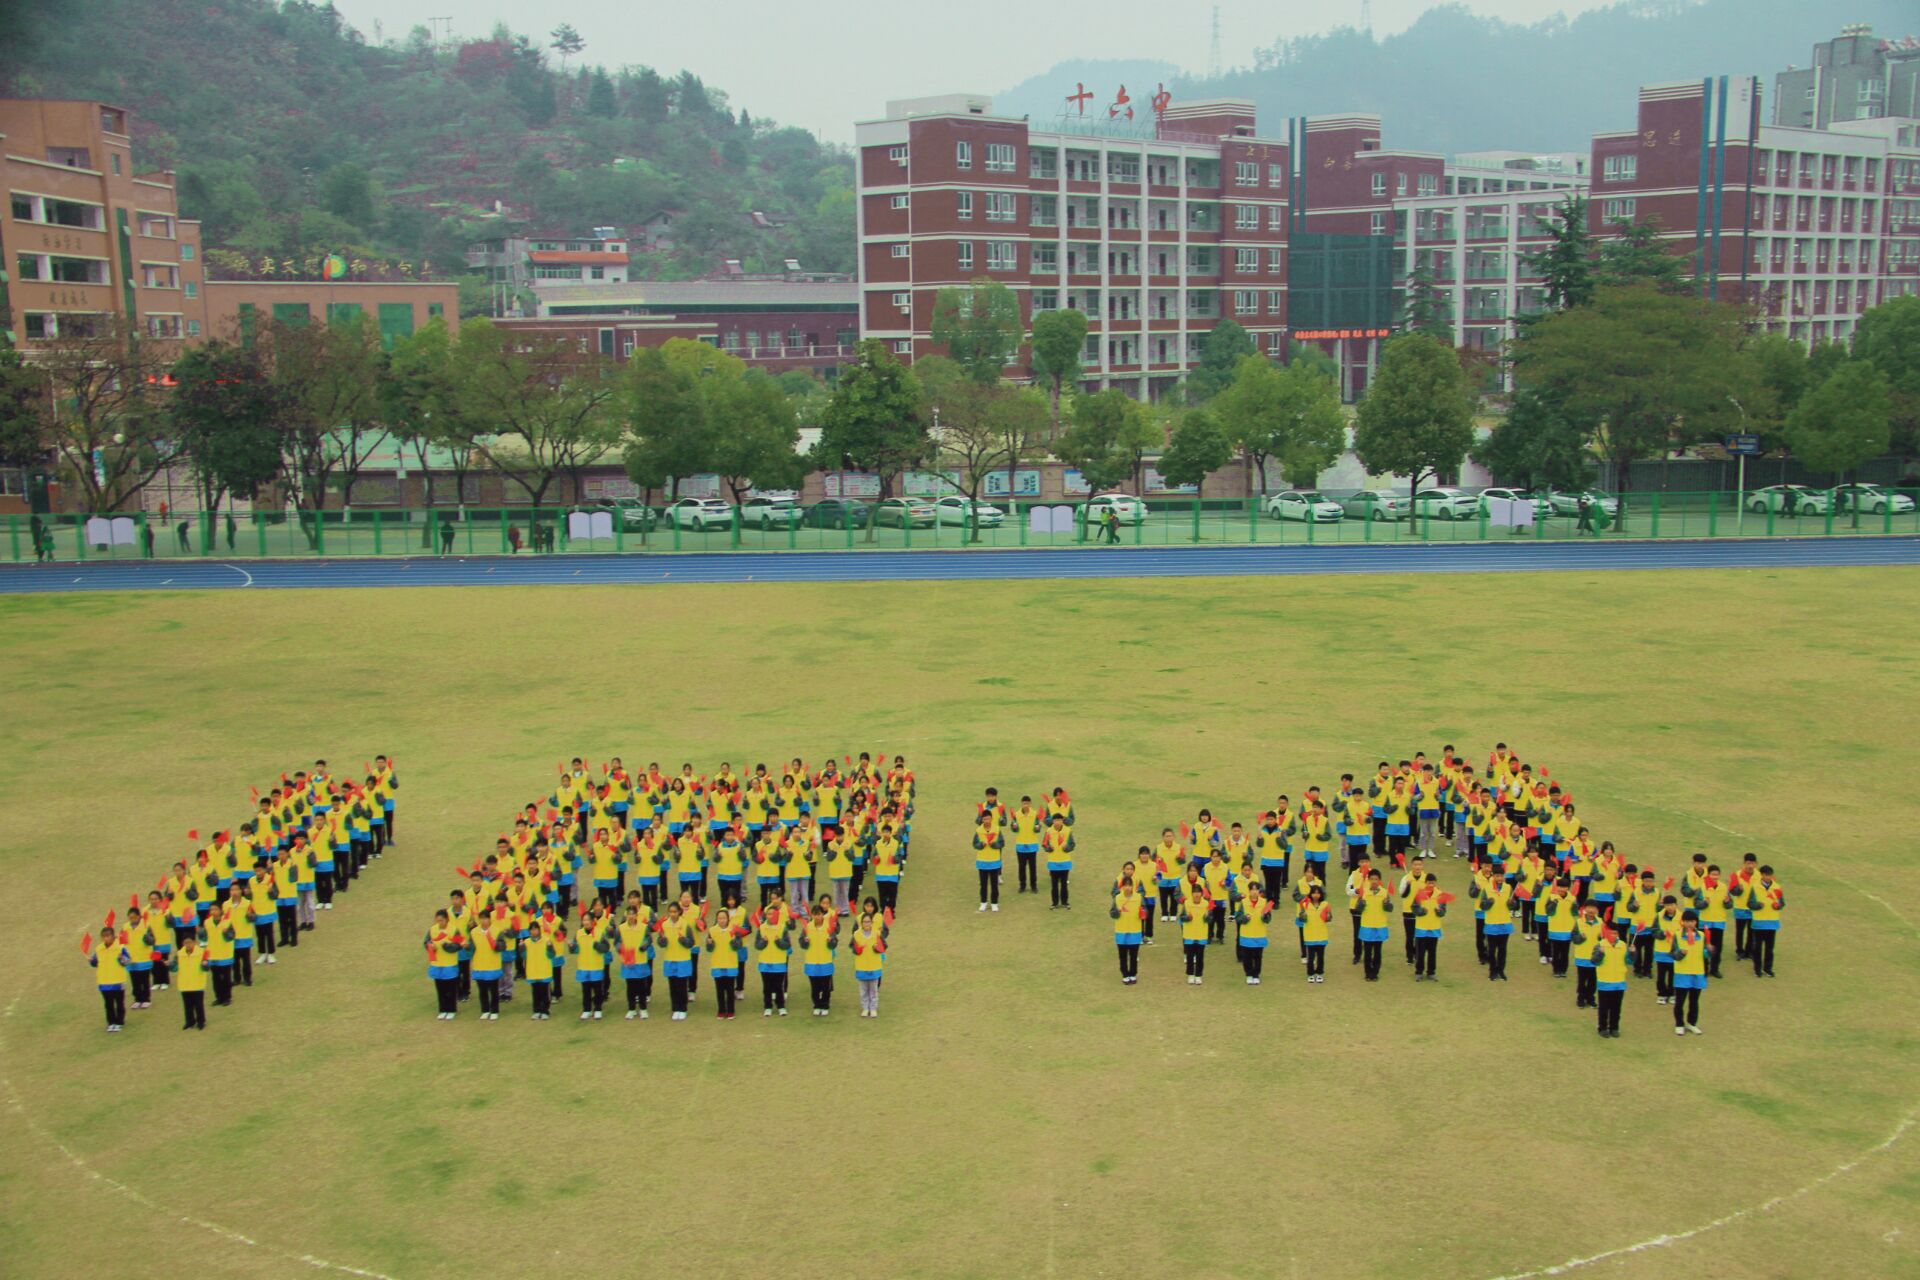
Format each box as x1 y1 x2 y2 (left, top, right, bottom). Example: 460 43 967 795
580 1012 591 1020
990 904 999 912
1253 977 1261 985
1195 977 1203 985
778 1008 788 1016
639 1010 649 1020
1687 1024 1704 1035
978 903 988 912
593 1011 603 1020
764 1009 773 1017
1246 977 1256 985
625 1010 637 1020
531 1013 540 1020
1675 1025 1686 1036
1540 956 1549 964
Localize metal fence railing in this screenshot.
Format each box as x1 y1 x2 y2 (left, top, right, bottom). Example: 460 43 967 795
9 489 1919 563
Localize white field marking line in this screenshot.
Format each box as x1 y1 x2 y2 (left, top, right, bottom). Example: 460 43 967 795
0 992 398 1278
1484 1103 1920 1280
220 562 254 587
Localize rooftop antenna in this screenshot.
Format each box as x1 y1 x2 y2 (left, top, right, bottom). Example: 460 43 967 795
429 16 453 49
1361 0 1372 35
1208 5 1222 79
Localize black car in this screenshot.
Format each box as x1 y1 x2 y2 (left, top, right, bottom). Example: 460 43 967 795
802 499 872 529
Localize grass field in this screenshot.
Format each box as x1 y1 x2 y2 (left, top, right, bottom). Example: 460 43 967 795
1 567 1917 1280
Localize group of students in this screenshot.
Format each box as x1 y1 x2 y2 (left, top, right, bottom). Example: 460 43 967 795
970 787 1076 909
1103 744 1787 1039
423 753 912 1021
83 757 400 1032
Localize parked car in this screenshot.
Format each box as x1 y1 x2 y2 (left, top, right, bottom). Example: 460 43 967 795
1079 494 1150 525
932 495 1004 527
1412 487 1483 520
1479 487 1550 517
1341 490 1410 522
1545 490 1619 518
1264 490 1344 522
1832 483 1916 515
740 496 804 530
581 499 658 530
802 499 871 529
873 498 937 528
1745 484 1831 515
663 497 736 530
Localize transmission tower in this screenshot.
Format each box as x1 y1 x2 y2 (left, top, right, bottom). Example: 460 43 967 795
1361 0 1373 34
1208 5 1222 79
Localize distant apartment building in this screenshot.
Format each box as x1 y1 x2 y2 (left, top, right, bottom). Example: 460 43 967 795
1591 75 1920 346
1 98 205 346
854 93 1290 401
465 226 631 315
1773 25 1920 130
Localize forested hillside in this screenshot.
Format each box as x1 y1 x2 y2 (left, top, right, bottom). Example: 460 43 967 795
0 0 855 294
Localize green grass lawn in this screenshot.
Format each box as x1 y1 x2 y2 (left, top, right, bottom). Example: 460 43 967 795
1 568 1917 1280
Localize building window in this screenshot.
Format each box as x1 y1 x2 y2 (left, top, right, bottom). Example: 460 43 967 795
890 194 910 210
180 243 195 262
1233 204 1257 230
1418 173 1437 196
1267 248 1283 272
1268 163 1285 188
1371 173 1386 197
1268 206 1284 230
1235 248 1257 272
986 192 1016 222
1033 289 1058 312
891 243 911 259
888 145 908 163
893 340 912 354
1602 198 1636 223
956 140 973 169
1031 242 1057 272
957 241 974 271
1235 161 1258 186
1266 290 1282 313
184 281 198 299
892 291 911 309
986 143 1015 173
1234 290 1257 315
1370 212 1386 235
1396 173 1408 196
987 241 1017 271
956 191 973 220
1603 154 1637 182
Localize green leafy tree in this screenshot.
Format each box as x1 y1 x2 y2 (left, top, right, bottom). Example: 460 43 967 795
918 357 1045 538
708 372 806 507
1352 333 1476 501
1520 194 1595 312
929 281 1023 384
1028 307 1089 434
169 341 283 513
1787 362 1892 494
1400 261 1453 339
258 314 386 515
1156 408 1233 490
1214 355 1347 494
1286 341 1340 385
621 346 712 504
1182 319 1256 403
30 316 183 512
1512 286 1749 499
1853 296 1920 457
0 348 49 471
318 163 377 232
1594 218 1690 294
586 69 617 118
1471 385 1594 492
548 24 584 72
630 67 670 121
1056 389 1158 496
812 341 927 539
1744 331 1810 446
449 320 620 507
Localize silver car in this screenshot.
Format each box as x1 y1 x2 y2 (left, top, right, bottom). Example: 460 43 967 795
1341 490 1410 521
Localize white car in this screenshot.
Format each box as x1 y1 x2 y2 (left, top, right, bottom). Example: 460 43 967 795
1264 490 1344 522
1545 490 1619 518
1341 490 1411 521
663 497 736 530
1413 487 1482 520
1745 484 1830 515
1833 483 1915 515
873 498 937 528
932 496 1004 527
739 496 803 529
1479 487 1550 517
1080 494 1149 525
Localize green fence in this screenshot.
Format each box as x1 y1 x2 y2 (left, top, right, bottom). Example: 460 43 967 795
11 491 1920 563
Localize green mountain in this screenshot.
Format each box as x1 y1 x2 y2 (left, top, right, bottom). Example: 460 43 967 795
0 0 856 298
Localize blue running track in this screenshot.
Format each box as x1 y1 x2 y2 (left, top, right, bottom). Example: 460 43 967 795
2 537 1918 594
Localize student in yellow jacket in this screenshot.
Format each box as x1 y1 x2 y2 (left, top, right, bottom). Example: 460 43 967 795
753 909 794 1016
1111 880 1148 984
1670 912 1711 1034
85 925 130 1032
172 933 209 1030
704 908 749 1020
799 904 839 1016
1690 865 1736 979
1296 887 1332 983
850 907 889 1018
655 903 699 1021
523 919 558 1020
1179 883 1212 985
1593 927 1630 1038
1233 883 1272 984
1291 866 1324 963
1355 872 1395 982
1409 876 1450 981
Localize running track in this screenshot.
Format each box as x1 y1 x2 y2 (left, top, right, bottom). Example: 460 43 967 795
2 536 1918 594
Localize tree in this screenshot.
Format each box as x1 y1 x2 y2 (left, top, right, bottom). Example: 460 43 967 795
449 321 619 507
1400 261 1453 340
586 69 616 118
1854 296 1920 457
0 348 48 472
318 163 376 233
621 347 707 521
1352 333 1476 501
630 67 670 122
1471 384 1595 492
1787 362 1892 495
1182 319 1256 403
548 24 583 73
1521 194 1595 312
813 341 926 539
1028 307 1088 435
918 357 1049 534
1214 355 1347 494
1056 390 1158 497
1156 408 1233 490
709 373 806 507
929 281 1023 383
381 317 487 524
1745 331 1811 446
169 341 283 516
1512 286 1750 500
28 317 183 512
1594 218 1690 293
1286 341 1340 386
257 315 384 520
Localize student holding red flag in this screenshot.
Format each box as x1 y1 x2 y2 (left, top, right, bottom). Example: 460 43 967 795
850 902 890 1017
1593 924 1630 1038
1743 865 1785 977
1410 875 1450 981
83 924 128 1032
1671 911 1711 1034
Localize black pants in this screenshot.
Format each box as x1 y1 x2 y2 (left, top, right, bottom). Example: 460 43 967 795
669 976 691 1013
1486 932 1509 979
1239 945 1264 978
598 885 619 909
1402 916 1417 964
316 873 333 905
1655 961 1674 999
762 970 788 1010
182 989 206 1028
457 957 472 1002
1362 940 1384 980
1017 850 1038 892
1117 944 1139 979
1550 937 1570 977
1305 946 1325 977
385 809 396 843
1735 916 1751 958
478 977 501 1016
716 979 736 1016
1207 904 1226 942
1633 933 1654 977
877 880 899 913
532 981 551 1016
277 904 298 947
130 968 152 1005
644 883 663 909
1598 987 1623 1034
256 922 275 957
1371 816 1387 857
583 975 608 1013
1475 918 1488 964
626 975 653 1012
1350 912 1363 962
372 822 386 854
1706 926 1726 977
1049 868 1070 907
100 988 126 1027
1576 965 1597 1007
1159 886 1179 918
1262 865 1286 901
1413 934 1437 978
851 863 866 898
1140 903 1154 941
1673 986 1700 1027
1182 942 1206 976
211 963 234 1005
434 977 458 1014
1750 930 1776 976
808 974 832 1010
978 868 1001 905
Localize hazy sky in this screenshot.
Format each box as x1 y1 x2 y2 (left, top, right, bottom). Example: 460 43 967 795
327 0 1620 142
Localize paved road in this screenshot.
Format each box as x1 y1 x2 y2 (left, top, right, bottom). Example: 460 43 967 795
2 537 1917 594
